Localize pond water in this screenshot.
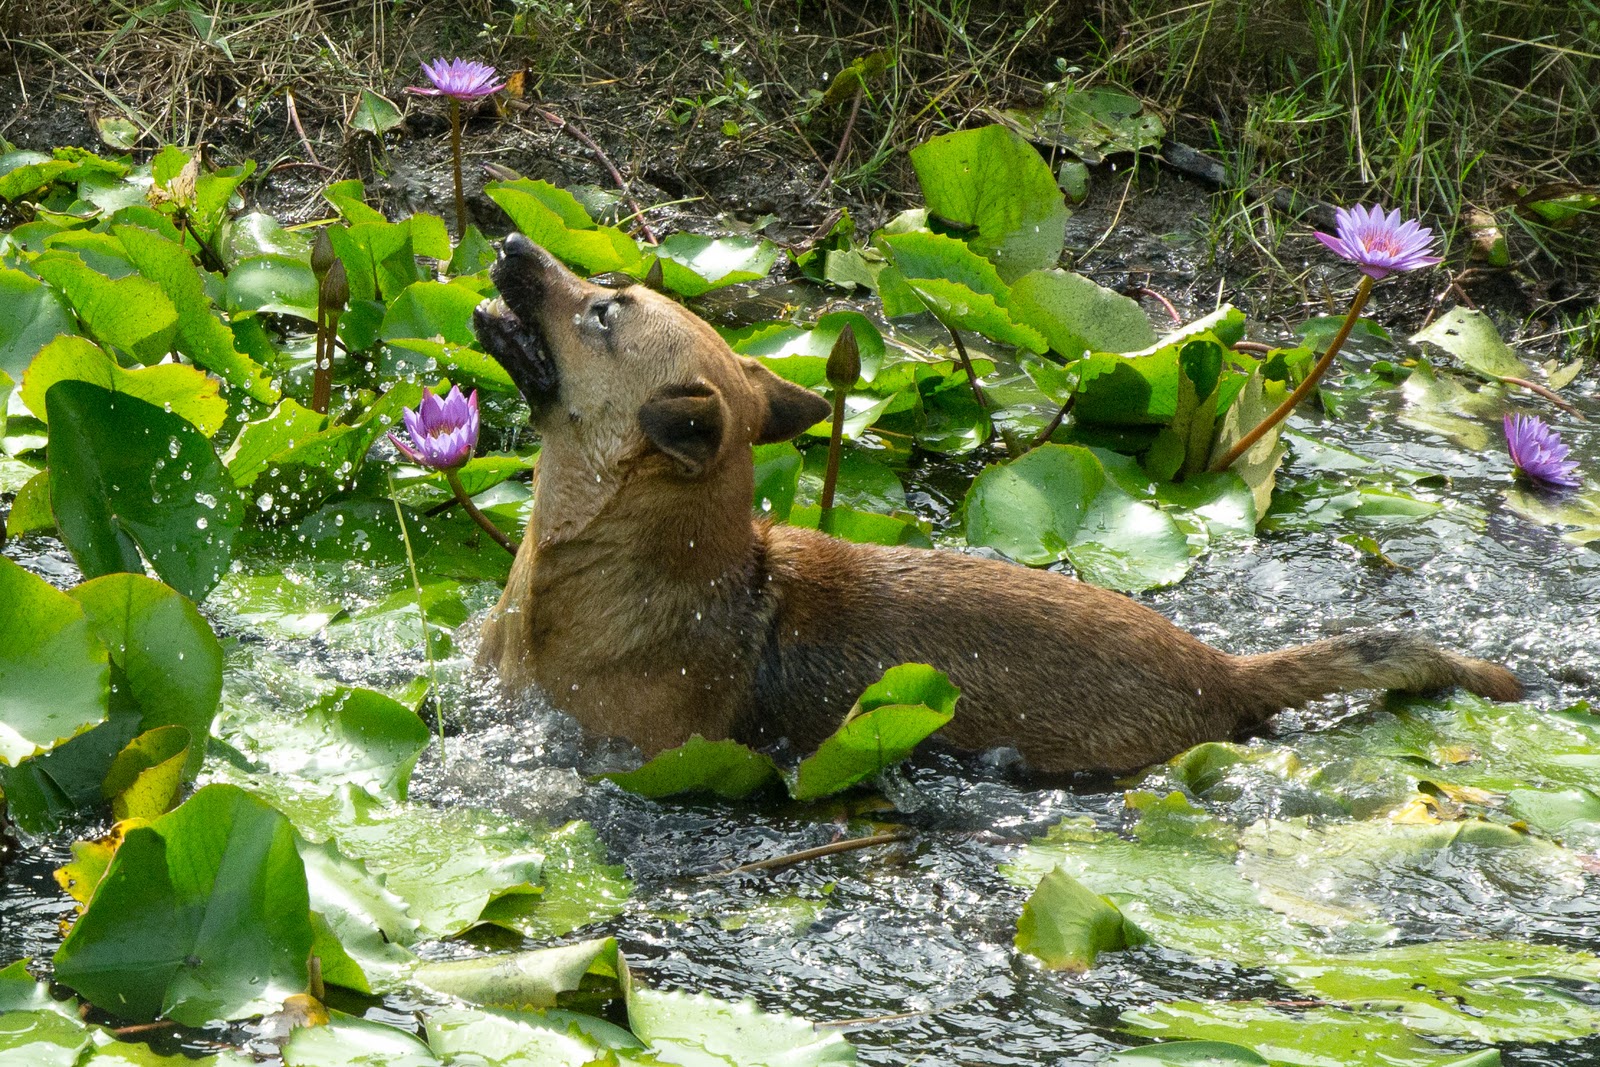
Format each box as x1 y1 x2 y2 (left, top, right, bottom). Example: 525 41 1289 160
3 184 1599 1065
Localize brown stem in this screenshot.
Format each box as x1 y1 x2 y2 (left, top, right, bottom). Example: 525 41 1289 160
1500 376 1586 420
709 831 911 878
533 106 658 245
945 325 988 411
310 305 330 415
1029 392 1077 451
819 389 848 528
1130 285 1181 325
1210 275 1375 472
449 99 467 240
818 84 865 194
446 468 520 556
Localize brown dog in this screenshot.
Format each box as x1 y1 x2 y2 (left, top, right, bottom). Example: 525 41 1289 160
471 233 1520 773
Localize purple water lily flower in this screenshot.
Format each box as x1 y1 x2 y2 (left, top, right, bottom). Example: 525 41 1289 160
1505 414 1581 488
406 58 506 101
1314 204 1443 280
391 385 479 470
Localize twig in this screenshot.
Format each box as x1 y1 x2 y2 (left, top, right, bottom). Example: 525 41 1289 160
1211 275 1375 472
531 105 658 245
1129 286 1181 326
1501 376 1586 420
113 1021 176 1037
1030 393 1077 451
284 90 321 167
1232 340 1273 354
817 84 865 194
446 470 520 555
708 832 912 878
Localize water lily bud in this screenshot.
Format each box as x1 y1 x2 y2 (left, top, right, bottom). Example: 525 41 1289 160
321 259 349 310
825 324 860 389
310 228 335 281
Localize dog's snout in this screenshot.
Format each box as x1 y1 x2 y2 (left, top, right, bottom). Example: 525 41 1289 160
503 232 536 257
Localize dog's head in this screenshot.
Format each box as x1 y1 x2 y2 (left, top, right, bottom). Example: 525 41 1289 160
473 234 829 482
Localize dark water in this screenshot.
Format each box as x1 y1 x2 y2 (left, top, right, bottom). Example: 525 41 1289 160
4 220 1599 1064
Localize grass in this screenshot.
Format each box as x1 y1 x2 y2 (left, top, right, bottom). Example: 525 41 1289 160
1 0 1595 330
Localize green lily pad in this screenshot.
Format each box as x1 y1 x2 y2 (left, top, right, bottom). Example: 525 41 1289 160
484 179 642 276
21 335 226 435
414 937 620 1011
625 985 856 1067
47 380 243 601
0 557 109 766
1100 1041 1269 1066
53 784 313 1025
603 735 781 800
0 266 78 384
1412 307 1534 381
652 234 780 296
1008 268 1157 358
789 663 959 800
1016 866 1144 972
31 251 178 363
102 725 190 820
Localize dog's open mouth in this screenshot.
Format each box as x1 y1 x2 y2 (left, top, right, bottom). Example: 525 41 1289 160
473 287 559 410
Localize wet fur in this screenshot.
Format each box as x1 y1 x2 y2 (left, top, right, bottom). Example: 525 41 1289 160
473 236 1522 773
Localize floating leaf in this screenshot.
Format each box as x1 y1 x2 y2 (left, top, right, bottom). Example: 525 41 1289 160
485 179 642 276
31 251 178 363
1412 307 1534 381
223 254 318 319
350 89 405 136
625 985 857 1067
284 1010 440 1067
0 267 78 384
603 735 781 800
1016 866 1143 972
47 380 243 600
0 557 108 766
789 663 958 800
964 444 1192 590
22 335 226 435
414 938 620 1011
1008 268 1157 358
993 86 1165 162
69 572 221 777
651 234 779 296
53 784 313 1025
101 725 190 820
909 124 1069 279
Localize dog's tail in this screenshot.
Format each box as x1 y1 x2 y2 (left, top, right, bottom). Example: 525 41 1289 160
1232 630 1521 725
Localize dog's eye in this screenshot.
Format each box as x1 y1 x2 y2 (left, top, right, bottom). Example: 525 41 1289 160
587 300 621 332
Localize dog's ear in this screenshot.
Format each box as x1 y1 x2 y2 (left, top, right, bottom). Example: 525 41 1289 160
638 380 726 475
745 360 831 444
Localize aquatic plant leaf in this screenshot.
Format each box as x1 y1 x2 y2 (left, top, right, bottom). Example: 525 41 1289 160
380 278 485 347
798 446 906 513
0 150 77 201
424 1005 632 1067
651 233 780 297
21 335 226 435
296 836 421 992
31 251 178 363
603 735 781 800
1397 358 1503 451
787 503 932 548
1016 866 1143 972
625 985 857 1067
484 821 632 941
0 557 108 766
1412 307 1533 381
221 398 328 488
415 937 620 1011
992 86 1164 162
729 312 886 387
904 277 1049 353
350 89 405 136
1008 268 1157 358
211 775 542 939
1503 486 1600 544
1120 1001 1456 1067
964 444 1191 590
1208 372 1288 520
485 179 643 276
115 224 278 401
909 124 1068 279
101 725 189 820
218 211 309 266
224 253 318 319
1505 786 1600 848
752 441 802 519
789 663 958 801
53 784 314 1025
47 380 243 600
0 267 77 383
0 960 77 1017
219 688 429 801
1099 1042 1269 1066
1 472 50 537
0 1009 94 1065
68 572 220 778
285 1009 441 1067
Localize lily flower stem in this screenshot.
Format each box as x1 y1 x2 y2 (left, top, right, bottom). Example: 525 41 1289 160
449 99 467 240
1211 274 1375 473
1030 392 1077 452
446 468 520 556
388 473 444 760
945 325 989 412
310 303 330 415
819 388 849 529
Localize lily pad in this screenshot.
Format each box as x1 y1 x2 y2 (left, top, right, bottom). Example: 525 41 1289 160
603 735 781 800
0 557 109 766
788 663 959 800
1412 307 1534 381
1016 866 1144 972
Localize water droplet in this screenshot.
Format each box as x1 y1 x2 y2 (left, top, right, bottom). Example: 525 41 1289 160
196 516 208 529
256 493 274 511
